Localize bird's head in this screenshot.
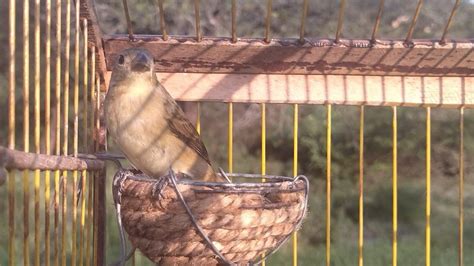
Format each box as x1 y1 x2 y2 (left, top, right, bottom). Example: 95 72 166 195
111 48 155 83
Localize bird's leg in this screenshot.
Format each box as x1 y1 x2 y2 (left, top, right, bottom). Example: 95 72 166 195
112 170 131 205
151 175 170 201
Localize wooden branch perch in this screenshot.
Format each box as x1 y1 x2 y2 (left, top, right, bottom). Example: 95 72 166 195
0 146 105 171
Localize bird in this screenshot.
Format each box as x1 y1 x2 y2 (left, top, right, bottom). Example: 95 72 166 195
104 48 221 182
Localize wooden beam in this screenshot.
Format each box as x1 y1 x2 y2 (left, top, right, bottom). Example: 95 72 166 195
0 146 105 171
104 72 473 108
103 35 473 77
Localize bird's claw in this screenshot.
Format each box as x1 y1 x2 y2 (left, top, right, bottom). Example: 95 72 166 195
152 175 171 205
113 170 131 205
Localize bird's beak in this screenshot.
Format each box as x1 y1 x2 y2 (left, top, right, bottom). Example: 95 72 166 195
131 52 151 73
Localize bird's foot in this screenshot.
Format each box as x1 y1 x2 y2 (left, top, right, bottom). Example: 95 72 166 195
113 170 131 205
151 175 170 201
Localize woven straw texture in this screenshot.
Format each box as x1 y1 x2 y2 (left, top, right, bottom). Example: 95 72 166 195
114 170 308 265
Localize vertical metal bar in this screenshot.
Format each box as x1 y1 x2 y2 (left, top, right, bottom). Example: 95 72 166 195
62 0 71 263
392 106 398 266
264 0 273 43
23 0 31 263
358 105 364 266
85 173 93 266
425 107 431 266
121 0 134 40
440 0 461 44
458 107 464 266
405 0 424 44
371 0 385 42
293 103 299 266
72 0 80 264
326 104 332 266
54 0 62 265
34 0 41 263
335 0 346 43
85 48 95 266
93 77 101 266
194 0 202 41
299 0 309 43
196 103 201 135
79 171 87 266
157 0 168 40
228 103 233 173
8 0 16 263
231 0 237 43
426 107 431 266
90 48 96 153
83 19 89 154
261 102 266 266
45 0 53 264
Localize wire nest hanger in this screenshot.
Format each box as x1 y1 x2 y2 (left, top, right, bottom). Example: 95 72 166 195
112 168 309 265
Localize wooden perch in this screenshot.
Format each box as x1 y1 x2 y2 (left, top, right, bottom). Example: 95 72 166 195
0 146 105 171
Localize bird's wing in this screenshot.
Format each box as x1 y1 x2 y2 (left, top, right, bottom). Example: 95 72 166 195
159 83 212 165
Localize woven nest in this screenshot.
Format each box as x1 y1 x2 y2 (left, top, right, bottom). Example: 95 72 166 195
112 169 309 265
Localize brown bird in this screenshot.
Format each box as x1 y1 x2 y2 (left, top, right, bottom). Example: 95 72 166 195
104 48 220 182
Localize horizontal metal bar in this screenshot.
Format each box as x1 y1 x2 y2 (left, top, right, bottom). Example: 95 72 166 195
103 35 473 77
0 147 105 171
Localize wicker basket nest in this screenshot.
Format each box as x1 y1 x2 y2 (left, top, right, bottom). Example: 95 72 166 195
112 169 309 265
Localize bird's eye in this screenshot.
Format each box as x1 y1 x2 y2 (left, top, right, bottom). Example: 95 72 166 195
118 55 125 65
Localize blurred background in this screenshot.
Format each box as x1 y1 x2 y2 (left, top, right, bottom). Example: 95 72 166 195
1 0 473 265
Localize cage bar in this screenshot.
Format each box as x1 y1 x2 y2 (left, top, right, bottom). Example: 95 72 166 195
22 0 30 263
228 103 233 173
371 0 385 42
405 0 424 44
458 108 464 266
157 0 168 40
335 0 346 42
293 104 299 266
426 107 431 266
358 106 364 266
326 104 332 266
264 0 273 43
392 106 398 266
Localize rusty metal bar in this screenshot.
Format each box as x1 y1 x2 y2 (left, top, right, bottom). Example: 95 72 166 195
358 105 364 266
157 0 168 40
292 103 298 266
264 0 272 43
392 106 398 266
458 107 464 266
299 0 309 43
121 0 134 40
194 0 202 42
405 0 424 44
22 0 31 263
440 0 461 44
371 0 385 42
34 0 41 263
326 104 332 266
8 0 17 263
426 107 431 266
335 0 346 43
231 0 237 43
